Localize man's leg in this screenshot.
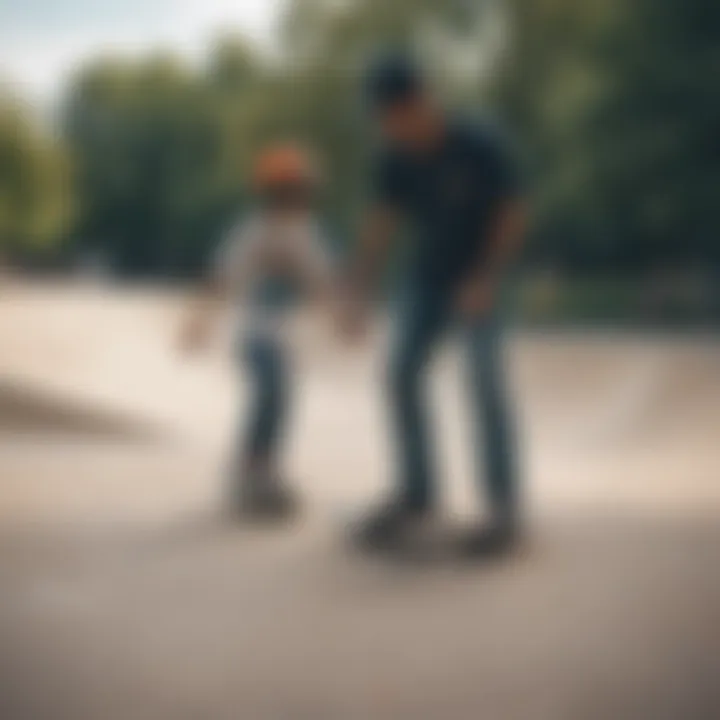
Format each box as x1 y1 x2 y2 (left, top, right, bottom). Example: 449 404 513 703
387 290 448 512
354 289 447 548
464 314 519 531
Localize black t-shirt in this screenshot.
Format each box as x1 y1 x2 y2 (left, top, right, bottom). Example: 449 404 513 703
373 118 521 291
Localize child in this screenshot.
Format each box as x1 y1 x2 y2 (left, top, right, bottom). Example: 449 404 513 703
180 144 333 520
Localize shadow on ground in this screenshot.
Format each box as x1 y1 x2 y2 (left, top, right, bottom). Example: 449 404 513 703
1 510 719 720
0 380 168 443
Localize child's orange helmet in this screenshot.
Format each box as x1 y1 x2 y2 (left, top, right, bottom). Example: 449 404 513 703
252 144 318 191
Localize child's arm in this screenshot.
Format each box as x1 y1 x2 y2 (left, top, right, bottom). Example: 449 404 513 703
178 278 226 354
300 222 336 304
178 219 257 354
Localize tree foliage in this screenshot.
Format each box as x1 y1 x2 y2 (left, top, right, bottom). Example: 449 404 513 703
0 97 73 258
502 0 720 273
3 0 717 279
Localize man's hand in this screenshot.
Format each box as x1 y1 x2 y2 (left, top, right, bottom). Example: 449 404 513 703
335 207 396 344
456 200 526 320
455 277 496 319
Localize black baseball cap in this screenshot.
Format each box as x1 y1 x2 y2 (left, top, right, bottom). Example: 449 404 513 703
363 53 424 112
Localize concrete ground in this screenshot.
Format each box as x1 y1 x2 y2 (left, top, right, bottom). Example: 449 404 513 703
1 282 719 720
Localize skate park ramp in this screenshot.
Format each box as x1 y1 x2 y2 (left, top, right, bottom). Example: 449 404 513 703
0 379 166 441
1 282 719 720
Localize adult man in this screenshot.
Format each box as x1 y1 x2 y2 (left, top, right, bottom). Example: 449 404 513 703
341 55 527 556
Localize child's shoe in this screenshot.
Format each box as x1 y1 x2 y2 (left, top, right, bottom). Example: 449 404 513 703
230 473 300 522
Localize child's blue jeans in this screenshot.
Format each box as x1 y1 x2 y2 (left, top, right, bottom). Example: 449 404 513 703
242 335 288 462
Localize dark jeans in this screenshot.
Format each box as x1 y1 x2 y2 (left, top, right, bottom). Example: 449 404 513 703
242 335 289 463
388 287 518 519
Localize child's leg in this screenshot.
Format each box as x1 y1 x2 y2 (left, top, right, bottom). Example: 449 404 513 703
243 334 289 481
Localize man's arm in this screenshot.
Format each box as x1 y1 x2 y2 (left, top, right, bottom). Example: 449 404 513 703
481 198 527 281
337 206 398 339
457 199 527 316
348 206 399 294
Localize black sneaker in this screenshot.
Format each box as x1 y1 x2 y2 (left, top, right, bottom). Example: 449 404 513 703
351 498 436 553
458 519 522 560
229 474 300 522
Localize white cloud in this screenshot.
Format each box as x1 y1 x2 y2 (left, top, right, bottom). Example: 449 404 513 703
0 0 287 101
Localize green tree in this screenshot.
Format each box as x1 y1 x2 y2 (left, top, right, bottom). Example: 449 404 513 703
503 0 720 273
57 0 719 281
0 97 73 259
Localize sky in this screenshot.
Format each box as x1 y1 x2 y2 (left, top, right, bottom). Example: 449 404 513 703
0 0 287 101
